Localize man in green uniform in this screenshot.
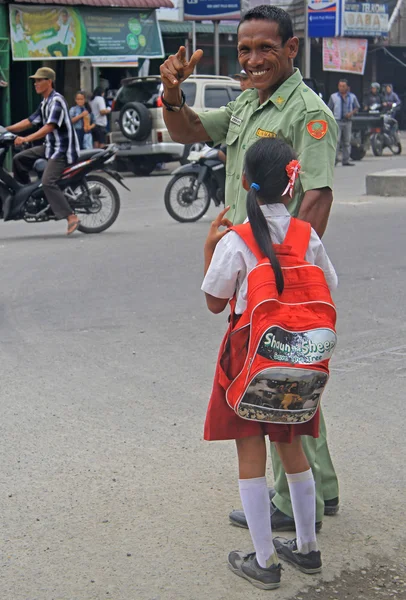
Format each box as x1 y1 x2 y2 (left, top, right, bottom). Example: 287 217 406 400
160 4 339 534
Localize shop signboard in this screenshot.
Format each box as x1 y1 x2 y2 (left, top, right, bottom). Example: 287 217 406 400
9 4 164 60
184 0 240 20
308 0 340 38
342 2 388 37
323 37 368 74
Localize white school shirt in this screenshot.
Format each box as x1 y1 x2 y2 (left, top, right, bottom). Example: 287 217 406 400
201 204 338 315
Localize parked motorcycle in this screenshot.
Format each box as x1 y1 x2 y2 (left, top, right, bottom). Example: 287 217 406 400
371 103 402 156
0 126 129 233
164 146 225 222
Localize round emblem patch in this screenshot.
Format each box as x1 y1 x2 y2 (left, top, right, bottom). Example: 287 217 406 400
306 120 328 140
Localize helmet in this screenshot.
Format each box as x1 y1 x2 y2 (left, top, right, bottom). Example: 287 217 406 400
371 82 380 92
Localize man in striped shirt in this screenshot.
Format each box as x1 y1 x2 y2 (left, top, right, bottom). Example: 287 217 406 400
6 67 81 235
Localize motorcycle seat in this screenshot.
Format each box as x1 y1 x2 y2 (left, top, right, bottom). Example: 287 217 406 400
79 149 104 160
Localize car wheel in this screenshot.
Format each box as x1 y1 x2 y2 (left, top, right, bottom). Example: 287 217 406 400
119 102 152 141
180 142 205 165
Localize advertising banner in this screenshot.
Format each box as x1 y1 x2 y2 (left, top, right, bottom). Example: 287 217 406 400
323 37 368 74
308 0 340 38
184 0 240 20
343 2 388 37
9 4 164 61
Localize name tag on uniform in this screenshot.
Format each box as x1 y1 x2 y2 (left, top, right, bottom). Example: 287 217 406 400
230 116 242 126
256 128 276 138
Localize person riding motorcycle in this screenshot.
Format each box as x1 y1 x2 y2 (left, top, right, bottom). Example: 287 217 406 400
363 82 382 112
6 67 81 235
382 84 401 113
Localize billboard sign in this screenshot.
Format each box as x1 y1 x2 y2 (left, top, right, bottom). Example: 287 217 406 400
184 0 240 20
308 0 340 38
9 4 164 60
323 37 368 74
343 2 388 37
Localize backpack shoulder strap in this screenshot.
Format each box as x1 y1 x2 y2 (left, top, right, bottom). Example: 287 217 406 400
231 223 264 262
283 217 312 261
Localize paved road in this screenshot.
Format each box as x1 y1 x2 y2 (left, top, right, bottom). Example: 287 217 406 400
1 152 405 600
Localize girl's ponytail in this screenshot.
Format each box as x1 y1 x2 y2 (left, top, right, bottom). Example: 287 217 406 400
246 186 284 295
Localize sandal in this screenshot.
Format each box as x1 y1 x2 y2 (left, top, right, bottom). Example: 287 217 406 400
67 217 80 236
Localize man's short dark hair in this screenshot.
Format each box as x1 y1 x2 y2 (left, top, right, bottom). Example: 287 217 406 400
239 5 294 45
338 78 349 85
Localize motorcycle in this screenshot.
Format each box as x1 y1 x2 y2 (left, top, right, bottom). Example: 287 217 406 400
0 126 129 233
164 146 225 223
350 103 383 161
371 103 402 156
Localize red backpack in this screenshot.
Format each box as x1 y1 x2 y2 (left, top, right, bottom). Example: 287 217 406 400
217 218 337 425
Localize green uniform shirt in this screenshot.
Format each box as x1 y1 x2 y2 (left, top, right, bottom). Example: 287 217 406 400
199 69 338 224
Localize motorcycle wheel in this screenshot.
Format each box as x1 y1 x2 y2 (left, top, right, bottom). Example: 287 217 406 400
371 134 384 156
164 174 211 223
391 141 402 155
68 174 121 234
350 145 366 161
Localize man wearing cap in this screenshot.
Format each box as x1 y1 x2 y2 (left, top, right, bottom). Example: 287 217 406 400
6 67 80 234
233 70 252 93
160 4 340 547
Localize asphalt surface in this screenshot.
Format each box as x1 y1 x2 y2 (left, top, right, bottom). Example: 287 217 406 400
1 150 405 600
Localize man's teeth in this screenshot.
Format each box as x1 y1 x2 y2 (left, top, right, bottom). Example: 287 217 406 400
252 70 267 76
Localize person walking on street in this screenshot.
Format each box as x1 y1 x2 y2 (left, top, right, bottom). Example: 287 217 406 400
6 67 81 235
202 137 338 589
160 3 340 539
90 87 111 148
328 79 359 166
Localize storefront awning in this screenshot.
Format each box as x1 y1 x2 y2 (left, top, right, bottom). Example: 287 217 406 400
17 0 174 7
91 60 139 67
159 21 238 34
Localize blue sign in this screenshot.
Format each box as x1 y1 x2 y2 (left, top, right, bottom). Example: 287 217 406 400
184 0 240 20
308 0 339 37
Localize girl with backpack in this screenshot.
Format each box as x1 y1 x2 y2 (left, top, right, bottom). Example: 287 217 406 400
201 138 338 591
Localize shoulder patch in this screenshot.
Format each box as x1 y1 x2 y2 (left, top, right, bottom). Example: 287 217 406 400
306 120 328 140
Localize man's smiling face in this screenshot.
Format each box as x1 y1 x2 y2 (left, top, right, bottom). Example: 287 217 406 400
237 19 298 93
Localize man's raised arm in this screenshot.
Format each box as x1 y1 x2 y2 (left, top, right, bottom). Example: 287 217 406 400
160 47 211 144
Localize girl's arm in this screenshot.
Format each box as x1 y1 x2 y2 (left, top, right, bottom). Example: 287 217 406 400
307 229 338 291
203 207 233 313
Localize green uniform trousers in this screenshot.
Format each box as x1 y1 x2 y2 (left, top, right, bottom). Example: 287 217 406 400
270 410 339 523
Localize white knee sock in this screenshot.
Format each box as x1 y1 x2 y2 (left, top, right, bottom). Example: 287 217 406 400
238 477 278 568
286 469 318 554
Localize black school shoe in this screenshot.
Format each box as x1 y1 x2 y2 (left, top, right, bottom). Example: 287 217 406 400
273 538 322 574
324 496 340 516
228 551 282 590
229 501 322 532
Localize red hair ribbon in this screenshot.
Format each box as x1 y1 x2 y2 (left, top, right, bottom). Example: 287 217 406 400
283 159 301 198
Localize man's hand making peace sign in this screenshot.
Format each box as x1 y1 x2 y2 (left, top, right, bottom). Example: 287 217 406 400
159 46 210 144
160 46 203 90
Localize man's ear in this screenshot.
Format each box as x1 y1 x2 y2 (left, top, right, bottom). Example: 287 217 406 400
242 172 250 191
286 36 299 60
